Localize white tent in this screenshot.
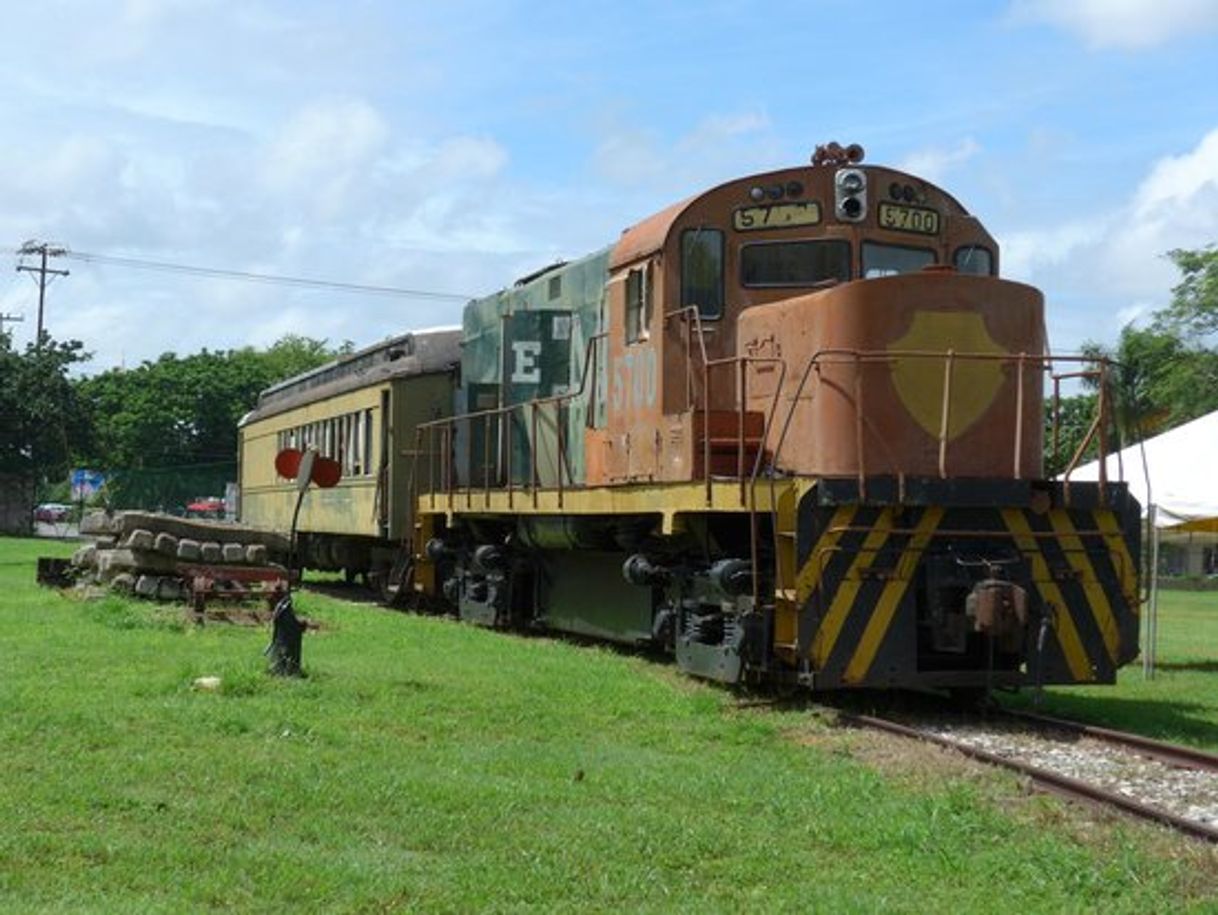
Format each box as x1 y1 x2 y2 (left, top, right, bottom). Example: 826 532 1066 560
1066 408 1218 677
1066 409 1218 530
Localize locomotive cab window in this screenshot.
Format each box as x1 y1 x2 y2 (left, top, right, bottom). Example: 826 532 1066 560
681 228 724 319
953 245 994 276
862 241 936 278
741 239 850 288
625 264 652 344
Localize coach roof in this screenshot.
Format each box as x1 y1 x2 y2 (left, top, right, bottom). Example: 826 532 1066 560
241 327 460 425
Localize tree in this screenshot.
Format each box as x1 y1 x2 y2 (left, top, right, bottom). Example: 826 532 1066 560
74 335 340 471
1044 390 1097 478
1155 246 1218 338
1064 245 1218 471
0 331 91 485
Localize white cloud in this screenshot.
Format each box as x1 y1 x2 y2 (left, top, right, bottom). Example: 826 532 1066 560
261 97 389 217
896 138 981 184
1009 0 1218 49
591 110 778 191
999 127 1218 348
1116 303 1151 327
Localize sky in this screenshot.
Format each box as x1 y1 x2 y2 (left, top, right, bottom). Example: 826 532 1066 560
0 0 1216 372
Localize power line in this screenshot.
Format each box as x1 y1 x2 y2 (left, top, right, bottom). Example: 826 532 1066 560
58 249 472 301
0 312 23 334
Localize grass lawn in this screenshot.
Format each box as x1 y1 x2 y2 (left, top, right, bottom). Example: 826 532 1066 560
1 535 1214 912
1000 590 1218 752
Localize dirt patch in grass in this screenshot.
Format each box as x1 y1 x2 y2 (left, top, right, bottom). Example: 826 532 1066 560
778 710 1218 902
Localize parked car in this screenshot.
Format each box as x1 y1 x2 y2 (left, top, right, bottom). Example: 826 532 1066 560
33 503 72 523
185 497 226 519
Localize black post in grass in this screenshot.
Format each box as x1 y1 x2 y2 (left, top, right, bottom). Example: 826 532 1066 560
266 586 305 676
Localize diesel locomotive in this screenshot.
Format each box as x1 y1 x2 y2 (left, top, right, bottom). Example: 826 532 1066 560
239 143 1140 692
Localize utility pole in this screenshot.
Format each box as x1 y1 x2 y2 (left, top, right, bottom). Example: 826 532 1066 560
16 241 69 347
0 312 23 335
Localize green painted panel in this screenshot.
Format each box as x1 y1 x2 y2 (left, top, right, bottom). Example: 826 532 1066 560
458 247 610 487
539 550 654 643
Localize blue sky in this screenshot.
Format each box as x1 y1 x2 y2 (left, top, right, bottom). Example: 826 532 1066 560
1 0 1216 370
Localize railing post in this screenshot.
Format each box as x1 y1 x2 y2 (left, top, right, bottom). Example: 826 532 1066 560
703 359 712 506
445 421 454 509
557 402 566 509
484 412 492 507
1052 374 1062 472
428 425 436 510
1097 363 1109 503
938 350 954 479
737 358 746 504
411 426 422 534
531 400 539 508
464 416 472 510
1013 353 1026 479
685 315 693 410
854 353 867 500
506 408 514 509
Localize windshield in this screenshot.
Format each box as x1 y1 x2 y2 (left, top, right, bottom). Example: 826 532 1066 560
741 240 851 288
953 245 994 276
862 242 935 278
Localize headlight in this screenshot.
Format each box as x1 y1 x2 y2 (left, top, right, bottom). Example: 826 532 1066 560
835 168 867 222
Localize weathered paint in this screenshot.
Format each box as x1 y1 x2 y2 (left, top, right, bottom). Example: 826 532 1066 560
241 371 454 543
792 480 1141 689
737 272 1046 479
415 477 793 536
586 163 1003 487
458 248 611 487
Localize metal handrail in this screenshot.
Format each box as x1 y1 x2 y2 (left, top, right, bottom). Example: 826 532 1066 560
663 305 711 414
766 348 1118 495
413 338 1120 512
416 331 606 507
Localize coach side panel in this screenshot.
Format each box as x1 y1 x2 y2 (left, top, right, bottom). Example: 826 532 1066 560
239 385 388 537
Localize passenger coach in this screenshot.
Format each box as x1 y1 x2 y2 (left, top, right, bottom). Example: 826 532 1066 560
238 329 458 589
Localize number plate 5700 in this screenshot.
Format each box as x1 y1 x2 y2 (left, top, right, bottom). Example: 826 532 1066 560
878 202 940 235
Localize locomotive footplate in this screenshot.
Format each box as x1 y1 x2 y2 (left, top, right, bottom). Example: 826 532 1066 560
789 476 1141 691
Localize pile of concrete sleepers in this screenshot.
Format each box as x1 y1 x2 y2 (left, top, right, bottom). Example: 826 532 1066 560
72 511 292 603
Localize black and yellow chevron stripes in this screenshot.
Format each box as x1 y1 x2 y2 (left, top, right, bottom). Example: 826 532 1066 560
794 490 1140 689
797 504 945 685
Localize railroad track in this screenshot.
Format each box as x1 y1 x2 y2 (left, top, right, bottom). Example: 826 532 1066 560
842 708 1218 843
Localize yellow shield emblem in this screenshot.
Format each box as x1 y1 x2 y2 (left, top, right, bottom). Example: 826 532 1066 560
889 311 1007 440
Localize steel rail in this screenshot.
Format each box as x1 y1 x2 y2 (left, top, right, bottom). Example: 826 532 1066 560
842 712 1218 844
997 707 1218 773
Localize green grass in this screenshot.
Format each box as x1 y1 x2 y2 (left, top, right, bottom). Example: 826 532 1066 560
0 535 1213 912
1000 590 1218 752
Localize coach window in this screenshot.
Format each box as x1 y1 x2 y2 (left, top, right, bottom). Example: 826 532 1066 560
681 228 724 319
953 245 994 276
338 415 348 471
625 264 652 343
364 408 374 476
741 240 851 288
862 241 936 278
